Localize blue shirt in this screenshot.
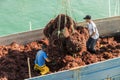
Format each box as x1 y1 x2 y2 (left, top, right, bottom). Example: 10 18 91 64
34 50 48 66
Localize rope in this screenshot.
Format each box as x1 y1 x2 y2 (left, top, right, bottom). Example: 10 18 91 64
118 0 120 15
62 0 68 15
71 20 75 33
69 0 75 33
58 0 75 35
114 0 120 16
108 0 111 17
68 0 77 22
117 0 119 15
64 14 67 27
57 15 61 38
68 0 72 17
62 0 68 28
54 0 60 18
114 0 118 16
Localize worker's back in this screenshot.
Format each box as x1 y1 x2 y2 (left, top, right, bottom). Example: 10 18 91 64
34 50 48 66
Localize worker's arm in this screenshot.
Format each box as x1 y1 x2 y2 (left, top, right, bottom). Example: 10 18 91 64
86 23 89 28
90 25 96 37
43 52 51 62
90 31 96 37
45 58 51 62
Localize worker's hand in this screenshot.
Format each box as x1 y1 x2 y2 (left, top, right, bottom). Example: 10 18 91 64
100 44 104 48
45 58 51 62
90 32 96 37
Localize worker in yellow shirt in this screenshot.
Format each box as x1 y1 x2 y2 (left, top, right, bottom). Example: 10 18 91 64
34 44 51 75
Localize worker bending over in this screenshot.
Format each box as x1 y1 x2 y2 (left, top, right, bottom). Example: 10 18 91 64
34 44 51 75
83 15 99 53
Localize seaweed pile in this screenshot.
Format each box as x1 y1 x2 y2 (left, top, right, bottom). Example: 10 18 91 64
0 42 42 80
0 36 120 80
0 14 120 80
44 14 89 54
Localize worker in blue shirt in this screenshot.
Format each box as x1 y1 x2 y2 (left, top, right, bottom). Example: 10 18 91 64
34 44 51 75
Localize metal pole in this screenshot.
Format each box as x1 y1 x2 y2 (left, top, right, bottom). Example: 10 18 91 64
114 0 117 16
114 0 120 16
29 21 32 31
117 0 119 15
118 0 120 16
68 0 72 17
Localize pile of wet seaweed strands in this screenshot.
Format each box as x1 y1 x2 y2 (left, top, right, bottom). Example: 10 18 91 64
0 14 120 80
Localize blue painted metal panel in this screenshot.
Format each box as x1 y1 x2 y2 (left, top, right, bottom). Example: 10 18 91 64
25 57 120 80
27 70 74 80
80 57 120 80
81 66 120 80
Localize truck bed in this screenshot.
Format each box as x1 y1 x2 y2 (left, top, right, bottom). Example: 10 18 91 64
0 16 120 80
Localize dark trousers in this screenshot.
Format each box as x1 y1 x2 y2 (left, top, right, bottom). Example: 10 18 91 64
86 37 98 53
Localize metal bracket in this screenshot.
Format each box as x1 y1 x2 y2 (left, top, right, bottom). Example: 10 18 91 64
73 69 80 80
105 75 112 80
